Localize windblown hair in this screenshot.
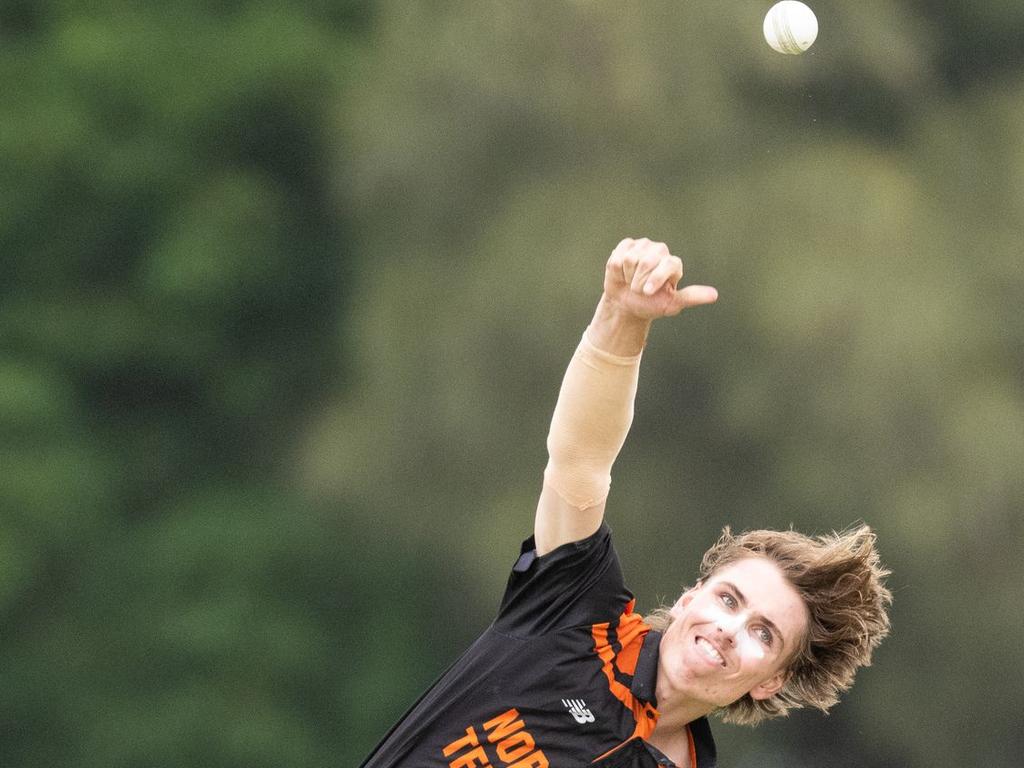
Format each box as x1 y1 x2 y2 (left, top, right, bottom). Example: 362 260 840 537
645 525 892 726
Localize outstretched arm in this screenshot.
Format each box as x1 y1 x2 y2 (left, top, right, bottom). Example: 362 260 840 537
533 238 717 556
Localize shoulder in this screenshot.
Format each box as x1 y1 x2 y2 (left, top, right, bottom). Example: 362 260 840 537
495 523 632 635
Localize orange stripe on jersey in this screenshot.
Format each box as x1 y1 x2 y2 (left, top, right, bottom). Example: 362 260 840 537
591 605 659 742
613 599 643 677
592 739 628 763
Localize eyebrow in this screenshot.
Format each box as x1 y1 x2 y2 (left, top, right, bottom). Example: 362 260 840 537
720 581 786 650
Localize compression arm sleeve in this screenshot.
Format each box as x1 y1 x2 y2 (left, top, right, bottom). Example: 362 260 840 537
543 327 642 510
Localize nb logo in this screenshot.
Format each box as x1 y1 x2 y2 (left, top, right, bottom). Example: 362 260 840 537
562 698 595 724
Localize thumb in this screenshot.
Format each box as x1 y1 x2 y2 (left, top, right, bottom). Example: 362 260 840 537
672 284 719 313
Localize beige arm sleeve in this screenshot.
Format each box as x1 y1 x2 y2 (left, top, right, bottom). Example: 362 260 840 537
543 327 642 510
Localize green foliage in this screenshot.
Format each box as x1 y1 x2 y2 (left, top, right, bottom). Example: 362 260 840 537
325 2 1024 766
0 1 368 765
2 1 1023 766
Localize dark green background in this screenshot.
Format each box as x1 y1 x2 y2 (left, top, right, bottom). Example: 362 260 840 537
2 2 1022 766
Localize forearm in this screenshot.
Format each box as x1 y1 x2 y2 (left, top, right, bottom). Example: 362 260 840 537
542 304 646 510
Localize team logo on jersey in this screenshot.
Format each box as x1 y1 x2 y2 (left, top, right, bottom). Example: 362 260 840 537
561 698 595 724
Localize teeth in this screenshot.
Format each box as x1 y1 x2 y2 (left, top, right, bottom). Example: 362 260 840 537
696 637 724 666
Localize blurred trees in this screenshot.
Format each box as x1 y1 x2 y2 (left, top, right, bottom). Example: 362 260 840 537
1 1 372 765
1 1 1022 767
323 2 1024 766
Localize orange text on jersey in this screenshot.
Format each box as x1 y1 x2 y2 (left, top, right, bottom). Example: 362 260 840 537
441 708 549 768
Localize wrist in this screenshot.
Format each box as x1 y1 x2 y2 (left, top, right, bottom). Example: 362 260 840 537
588 296 652 356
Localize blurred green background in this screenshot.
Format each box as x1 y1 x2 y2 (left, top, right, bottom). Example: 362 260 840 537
2 1 1022 766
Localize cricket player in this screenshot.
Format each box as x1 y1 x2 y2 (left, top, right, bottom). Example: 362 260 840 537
360 238 891 768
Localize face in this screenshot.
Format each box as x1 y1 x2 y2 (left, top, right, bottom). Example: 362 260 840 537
656 557 809 711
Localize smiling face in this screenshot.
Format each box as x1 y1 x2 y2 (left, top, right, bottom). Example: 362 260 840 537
656 556 809 712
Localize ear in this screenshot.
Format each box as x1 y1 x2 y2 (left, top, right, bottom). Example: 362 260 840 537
670 582 700 618
748 670 788 701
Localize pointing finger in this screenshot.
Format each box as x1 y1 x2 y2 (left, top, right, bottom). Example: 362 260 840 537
673 284 719 312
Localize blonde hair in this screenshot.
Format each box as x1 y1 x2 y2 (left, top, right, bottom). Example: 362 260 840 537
645 525 891 725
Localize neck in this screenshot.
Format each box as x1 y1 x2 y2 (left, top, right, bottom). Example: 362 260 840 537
650 694 713 739
647 683 714 763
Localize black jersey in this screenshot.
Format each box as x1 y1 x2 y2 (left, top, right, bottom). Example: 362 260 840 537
360 524 717 768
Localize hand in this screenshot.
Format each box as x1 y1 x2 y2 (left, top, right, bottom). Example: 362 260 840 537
602 237 718 321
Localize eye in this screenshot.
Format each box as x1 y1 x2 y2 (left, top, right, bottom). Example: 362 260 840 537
754 625 774 646
719 592 737 609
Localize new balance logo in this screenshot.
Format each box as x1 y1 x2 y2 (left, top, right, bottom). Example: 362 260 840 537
562 698 595 724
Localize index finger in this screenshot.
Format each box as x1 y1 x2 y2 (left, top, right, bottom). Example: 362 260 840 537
642 255 684 295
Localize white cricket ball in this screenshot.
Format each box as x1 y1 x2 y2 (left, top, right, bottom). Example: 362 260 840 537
763 1 818 55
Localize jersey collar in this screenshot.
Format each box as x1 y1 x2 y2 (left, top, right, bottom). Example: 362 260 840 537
630 629 662 705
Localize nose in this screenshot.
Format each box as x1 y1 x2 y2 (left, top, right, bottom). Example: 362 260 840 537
714 610 746 643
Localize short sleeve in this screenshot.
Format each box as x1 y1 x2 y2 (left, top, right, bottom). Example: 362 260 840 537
492 523 633 636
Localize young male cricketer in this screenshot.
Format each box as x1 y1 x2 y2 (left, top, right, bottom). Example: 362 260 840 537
360 238 892 768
